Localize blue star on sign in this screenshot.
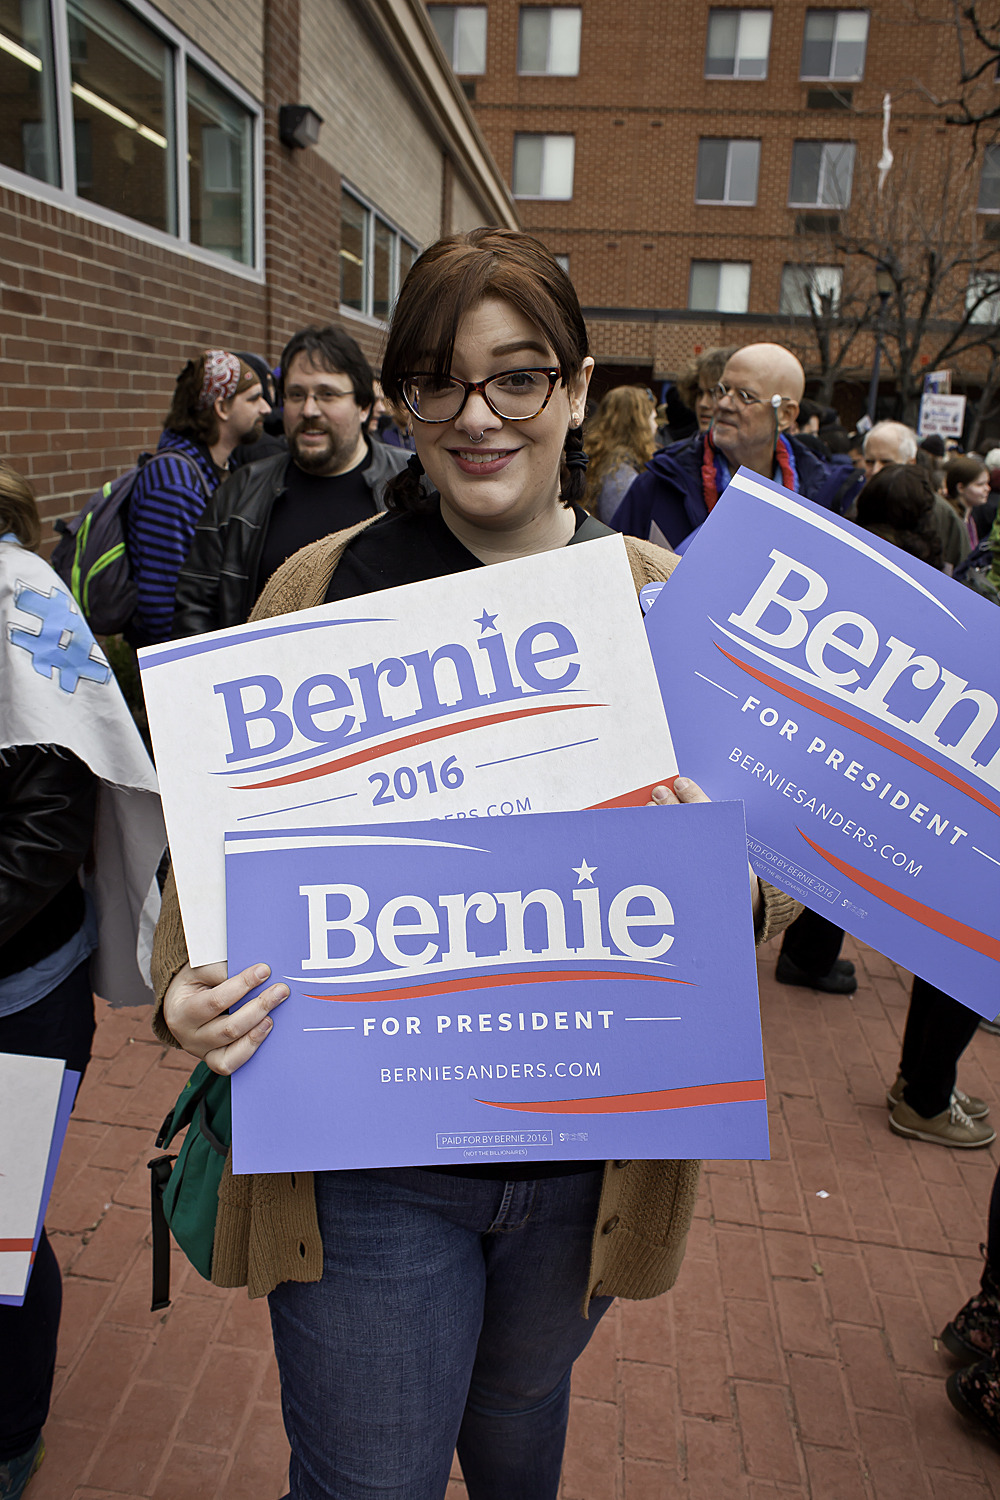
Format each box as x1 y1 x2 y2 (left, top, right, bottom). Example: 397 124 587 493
10 583 111 693
475 608 498 634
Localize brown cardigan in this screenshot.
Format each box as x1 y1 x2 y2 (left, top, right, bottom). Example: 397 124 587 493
152 516 799 1306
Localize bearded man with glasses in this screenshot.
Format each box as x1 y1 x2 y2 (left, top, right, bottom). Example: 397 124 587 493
173 326 409 639
610 343 838 553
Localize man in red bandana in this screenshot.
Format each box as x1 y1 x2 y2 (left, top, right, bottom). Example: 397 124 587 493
126 350 271 646
610 343 834 553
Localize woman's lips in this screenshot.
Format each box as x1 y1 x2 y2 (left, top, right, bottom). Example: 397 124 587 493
448 448 519 475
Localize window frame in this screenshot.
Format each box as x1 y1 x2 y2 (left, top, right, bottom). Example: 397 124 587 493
427 5 488 75
799 9 870 82
694 137 761 205
0 0 264 279
779 263 844 316
688 259 752 313
338 182 420 327
787 139 856 208
704 8 773 80
516 7 582 77
978 144 1000 214
511 132 576 200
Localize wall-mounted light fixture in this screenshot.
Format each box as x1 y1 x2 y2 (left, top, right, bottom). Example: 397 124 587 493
278 104 324 150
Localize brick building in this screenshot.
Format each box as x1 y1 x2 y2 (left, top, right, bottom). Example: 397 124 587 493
429 0 1000 417
0 0 517 534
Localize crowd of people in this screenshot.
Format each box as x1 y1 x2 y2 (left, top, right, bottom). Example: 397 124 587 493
2 231 999 1499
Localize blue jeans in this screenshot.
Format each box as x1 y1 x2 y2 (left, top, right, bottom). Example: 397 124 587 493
268 1166 612 1500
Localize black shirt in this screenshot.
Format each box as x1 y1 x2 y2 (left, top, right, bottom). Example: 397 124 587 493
325 498 605 1181
258 450 376 595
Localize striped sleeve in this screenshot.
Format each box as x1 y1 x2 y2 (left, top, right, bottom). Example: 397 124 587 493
127 455 212 644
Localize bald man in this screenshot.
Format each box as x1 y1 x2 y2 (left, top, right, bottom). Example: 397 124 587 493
611 343 835 550
862 420 969 574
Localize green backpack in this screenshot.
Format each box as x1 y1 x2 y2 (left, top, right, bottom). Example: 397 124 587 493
148 1062 231 1311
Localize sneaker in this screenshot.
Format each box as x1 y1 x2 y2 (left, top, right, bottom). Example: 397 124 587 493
0 1436 44 1500
943 1260 1000 1363
947 1354 1000 1445
775 952 858 994
889 1097 996 1148
886 1073 989 1120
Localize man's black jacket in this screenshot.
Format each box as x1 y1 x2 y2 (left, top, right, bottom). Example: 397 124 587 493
172 436 409 638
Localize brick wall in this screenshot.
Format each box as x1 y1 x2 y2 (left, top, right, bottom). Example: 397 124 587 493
0 185 268 536
156 0 265 97
300 0 444 249
468 0 994 388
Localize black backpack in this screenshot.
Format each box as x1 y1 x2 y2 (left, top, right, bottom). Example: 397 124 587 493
52 451 209 636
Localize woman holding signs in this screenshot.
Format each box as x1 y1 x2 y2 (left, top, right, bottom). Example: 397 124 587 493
152 229 797 1500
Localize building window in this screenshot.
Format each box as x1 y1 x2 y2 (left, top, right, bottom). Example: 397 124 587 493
978 144 1000 212
339 187 419 322
695 139 760 204
780 264 843 315
518 8 581 75
800 10 869 81
68 0 175 235
705 10 772 78
1 0 60 185
689 261 751 312
0 0 260 267
967 271 1000 323
187 64 253 264
512 133 575 198
428 6 487 74
789 140 855 207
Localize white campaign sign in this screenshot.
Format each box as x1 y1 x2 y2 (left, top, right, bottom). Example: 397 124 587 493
0 1053 65 1298
139 535 678 966
918 393 966 439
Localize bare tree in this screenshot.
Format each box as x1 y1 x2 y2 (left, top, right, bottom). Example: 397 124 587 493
820 144 1000 423
777 260 878 405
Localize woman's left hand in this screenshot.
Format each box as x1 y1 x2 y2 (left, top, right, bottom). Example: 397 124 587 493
647 775 763 923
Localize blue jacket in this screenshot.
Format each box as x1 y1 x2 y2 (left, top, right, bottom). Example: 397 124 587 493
611 431 834 549
126 430 221 646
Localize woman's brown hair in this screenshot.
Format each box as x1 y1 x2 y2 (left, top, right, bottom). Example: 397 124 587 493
855 462 943 570
0 460 42 551
583 386 656 511
380 228 590 511
945 454 986 502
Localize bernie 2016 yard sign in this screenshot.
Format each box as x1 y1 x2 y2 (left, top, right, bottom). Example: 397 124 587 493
643 468 1000 1020
139 535 677 967
226 804 767 1173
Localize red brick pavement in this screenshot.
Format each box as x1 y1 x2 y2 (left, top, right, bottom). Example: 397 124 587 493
24 935 1000 1499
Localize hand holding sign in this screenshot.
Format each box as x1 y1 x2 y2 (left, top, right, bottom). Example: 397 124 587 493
647 775 763 921
162 960 289 1076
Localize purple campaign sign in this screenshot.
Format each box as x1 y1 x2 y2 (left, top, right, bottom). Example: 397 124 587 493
644 467 1000 1020
226 804 768 1173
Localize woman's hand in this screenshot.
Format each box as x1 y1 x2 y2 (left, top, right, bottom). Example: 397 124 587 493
647 775 763 924
162 961 289 1075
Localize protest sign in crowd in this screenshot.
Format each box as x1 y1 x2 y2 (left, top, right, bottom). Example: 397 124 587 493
2 228 999 1499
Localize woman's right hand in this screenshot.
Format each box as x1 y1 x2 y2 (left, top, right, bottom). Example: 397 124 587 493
162 961 289 1075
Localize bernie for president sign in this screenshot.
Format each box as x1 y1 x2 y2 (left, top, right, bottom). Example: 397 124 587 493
139 535 677 967
225 804 767 1173
644 468 1000 1020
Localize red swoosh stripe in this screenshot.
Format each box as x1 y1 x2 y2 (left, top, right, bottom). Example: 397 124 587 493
798 830 1000 960
715 644 1000 819
588 782 662 809
479 1078 767 1115
235 702 600 789
307 969 691 1004
0 1239 34 1252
